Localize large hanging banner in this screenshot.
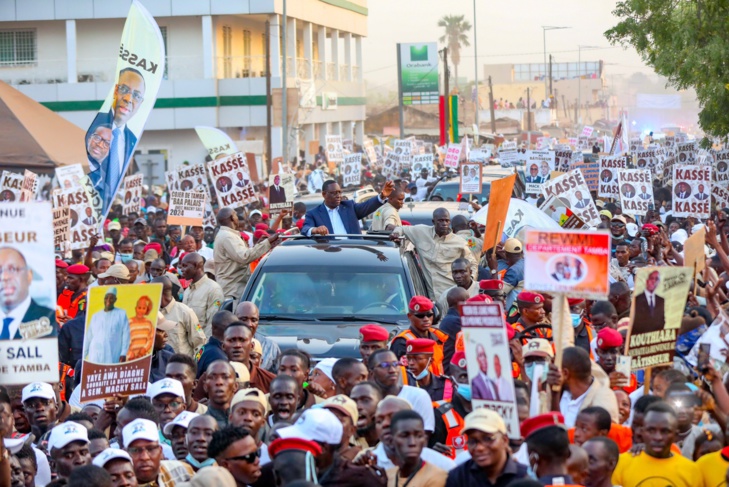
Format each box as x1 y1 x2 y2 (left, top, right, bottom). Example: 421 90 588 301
0 171 23 202
0 202 59 385
672 165 711 219
121 174 143 215
206 152 257 209
542 169 601 227
598 155 627 199
618 169 652 216
79 284 162 401
85 0 165 219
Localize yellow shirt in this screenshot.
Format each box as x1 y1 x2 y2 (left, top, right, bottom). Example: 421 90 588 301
386 461 447 487
612 451 700 487
696 450 728 487
183 274 224 337
213 225 271 299
371 202 402 231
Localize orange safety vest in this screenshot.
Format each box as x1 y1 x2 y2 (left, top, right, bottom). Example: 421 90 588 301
612 373 638 394
57 289 87 320
433 400 466 459
395 328 449 376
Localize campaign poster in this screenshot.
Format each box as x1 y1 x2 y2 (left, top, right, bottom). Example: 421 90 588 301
85 0 165 219
500 140 517 151
713 185 729 209
459 163 482 194
206 152 257 210
342 153 362 187
460 301 519 439
79 283 162 401
664 136 676 149
677 141 697 163
524 229 610 299
53 206 71 255
554 149 573 173
618 169 652 216
536 137 551 150
634 149 656 171
629 137 643 153
203 201 217 229
541 169 601 227
412 154 433 174
626 267 692 369
268 173 295 213
538 195 586 229
55 164 86 191
672 164 711 219
121 174 143 215
19 170 38 202
176 163 208 192
598 155 627 198
581 126 595 138
0 171 23 202
468 149 489 164
498 150 520 168
363 139 381 167
194 126 238 160
443 143 461 168
382 149 399 178
394 140 412 169
572 161 599 192
0 202 59 385
168 190 206 227
714 149 729 185
326 135 344 164
51 187 98 250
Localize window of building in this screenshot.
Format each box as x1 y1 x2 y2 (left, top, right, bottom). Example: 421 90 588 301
243 29 251 74
159 26 168 79
222 25 232 78
0 30 36 66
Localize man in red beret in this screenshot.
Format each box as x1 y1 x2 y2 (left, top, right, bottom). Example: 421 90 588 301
431 351 473 460
522 412 580 485
55 259 68 298
391 296 449 376
57 264 90 324
512 291 551 341
405 339 448 402
595 328 636 393
358 324 390 364
478 279 506 304
268 437 322 485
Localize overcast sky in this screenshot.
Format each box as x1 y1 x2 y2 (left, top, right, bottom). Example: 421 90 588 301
360 0 652 90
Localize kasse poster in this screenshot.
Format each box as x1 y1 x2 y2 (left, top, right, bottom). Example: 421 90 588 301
206 152 257 210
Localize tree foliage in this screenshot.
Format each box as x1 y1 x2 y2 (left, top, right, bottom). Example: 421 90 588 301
438 14 471 90
605 0 729 143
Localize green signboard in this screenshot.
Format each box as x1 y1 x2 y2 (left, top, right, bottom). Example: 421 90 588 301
398 42 439 105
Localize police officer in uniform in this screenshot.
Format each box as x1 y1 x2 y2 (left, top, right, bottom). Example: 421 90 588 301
431 351 472 460
391 297 449 376
405 338 450 402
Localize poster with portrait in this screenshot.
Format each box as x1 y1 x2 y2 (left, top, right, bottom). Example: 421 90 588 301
51 187 98 250
554 149 573 173
713 185 729 209
634 149 657 171
84 0 165 221
121 174 143 215
194 125 238 159
618 169 652 216
523 150 555 194
664 136 676 149
443 143 462 168
206 152 257 210
79 283 163 401
168 190 206 227
459 163 482 194
497 150 520 168
571 161 599 192
460 301 519 439
394 140 412 169
341 153 362 187
524 229 610 299
598 155 627 198
629 137 643 153
326 135 344 164
676 141 697 164
412 154 433 174
672 164 711 219
53 206 71 256
176 163 208 193
541 169 601 227
0 171 23 202
714 149 729 185
19 170 38 202
267 173 295 213
382 149 399 178
363 139 381 167
0 202 59 385
55 164 86 191
538 195 586 229
626 267 692 369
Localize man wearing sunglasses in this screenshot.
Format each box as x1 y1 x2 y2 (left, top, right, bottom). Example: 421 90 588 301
610 215 630 257
391 297 449 376
208 426 261 487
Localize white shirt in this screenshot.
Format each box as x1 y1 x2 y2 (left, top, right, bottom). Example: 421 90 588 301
372 442 455 472
644 290 656 308
259 442 270 466
416 176 437 200
559 383 593 427
326 206 348 235
494 375 514 402
197 245 214 261
33 446 52 487
397 385 435 431
0 295 31 339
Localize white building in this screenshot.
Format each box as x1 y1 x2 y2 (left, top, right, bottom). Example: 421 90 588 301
0 0 367 182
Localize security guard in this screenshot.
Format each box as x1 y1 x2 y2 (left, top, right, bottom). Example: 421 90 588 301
57 264 89 324
431 351 472 459
405 338 450 402
390 296 448 375
478 279 507 303
512 291 551 342
359 324 414 386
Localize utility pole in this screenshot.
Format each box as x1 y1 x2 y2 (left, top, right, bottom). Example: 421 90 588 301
265 20 272 176
488 76 496 133
526 87 531 145
443 47 450 143
549 54 553 97
397 44 404 139
473 0 479 132
281 0 288 168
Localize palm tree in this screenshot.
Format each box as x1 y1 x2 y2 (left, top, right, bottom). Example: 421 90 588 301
438 14 471 92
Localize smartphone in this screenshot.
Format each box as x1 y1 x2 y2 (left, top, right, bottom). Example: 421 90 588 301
698 343 711 373
616 356 631 387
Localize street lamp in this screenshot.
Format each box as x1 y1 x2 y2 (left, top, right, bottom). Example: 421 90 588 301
542 26 569 98
577 45 599 124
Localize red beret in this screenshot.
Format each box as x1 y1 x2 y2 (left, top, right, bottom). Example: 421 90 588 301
641 223 659 235
409 296 433 312
466 294 492 303
597 327 623 349
450 351 467 369
296 219 305 230
401 220 412 226
567 298 584 307
55 259 68 269
66 264 90 275
253 230 268 240
359 324 389 343
506 324 515 341
406 338 436 355
255 223 269 231
520 412 566 439
240 232 250 241
262 213 270 219
268 437 322 458
517 291 544 305
144 242 163 255
479 279 505 292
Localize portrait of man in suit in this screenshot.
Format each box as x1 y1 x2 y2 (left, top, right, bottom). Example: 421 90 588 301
694 183 710 201
621 184 636 199
472 344 500 400
675 182 691 199
600 170 612 183
573 190 592 209
86 124 112 164
82 207 97 226
216 177 232 193
235 171 250 188
525 164 542 184
0 247 56 340
632 270 665 334
269 175 287 205
639 185 652 200
0 190 14 202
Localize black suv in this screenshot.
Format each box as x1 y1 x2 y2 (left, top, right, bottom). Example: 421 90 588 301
239 235 434 359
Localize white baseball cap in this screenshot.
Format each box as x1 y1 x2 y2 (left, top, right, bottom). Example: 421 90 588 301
92 448 133 468
277 408 343 445
22 382 55 403
162 411 200 437
48 421 89 451
147 378 185 400
122 418 159 447
4 436 29 454
313 358 337 382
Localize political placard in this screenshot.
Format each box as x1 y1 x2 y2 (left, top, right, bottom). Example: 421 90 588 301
168 190 206 227
468 149 489 164
0 202 59 385
542 169 601 227
618 169 652 216
498 150 520 168
672 164 711 219
363 139 381 167
714 149 729 185
176 163 208 192
394 140 412 169
572 161 599 192
121 174 143 215
382 149 398 178
0 171 23 202
56 164 86 191
52 187 98 250
538 195 586 229
626 267 692 369
194 125 238 159
713 185 729 209
598 155 627 198
664 136 676 149
267 173 294 215
677 141 697 163
459 163 482 194
524 229 611 299
443 143 462 168
342 153 362 187
53 206 71 256
500 140 517 151
554 149 573 172
460 301 519 439
19 170 38 202
79 283 163 401
581 126 595 138
412 154 433 174
206 152 257 210
326 135 344 164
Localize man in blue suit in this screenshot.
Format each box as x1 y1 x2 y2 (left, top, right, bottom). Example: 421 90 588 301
87 67 146 215
302 179 394 236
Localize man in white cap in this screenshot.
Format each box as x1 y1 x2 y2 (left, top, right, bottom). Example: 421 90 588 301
83 286 131 364
162 411 199 461
92 448 138 487
97 263 131 286
47 421 91 479
21 382 59 443
149 379 187 434
228 388 268 465
122 418 193 487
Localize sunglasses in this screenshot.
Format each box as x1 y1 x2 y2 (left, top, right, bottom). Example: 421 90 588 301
412 312 434 319
225 448 261 464
375 361 400 370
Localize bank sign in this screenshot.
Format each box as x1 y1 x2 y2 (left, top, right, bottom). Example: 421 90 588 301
398 42 439 105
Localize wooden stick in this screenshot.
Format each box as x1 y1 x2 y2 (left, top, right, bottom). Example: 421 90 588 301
491 221 502 258
644 366 652 395
551 293 565 392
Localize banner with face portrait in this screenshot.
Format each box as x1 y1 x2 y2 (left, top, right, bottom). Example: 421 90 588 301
0 171 23 202
459 163 482 194
363 139 381 167
460 301 519 439
79 283 162 401
341 153 362 187
326 135 344 164
85 0 165 220
523 150 555 194
664 136 676 149
618 169 653 216
176 163 209 193
541 169 601 227
672 164 711 219
713 149 729 186
394 140 412 169
554 149 573 172
412 154 433 174
598 155 627 198
121 174 143 215
206 152 257 210
52 187 98 250
194 126 238 160
55 164 86 191
19 170 38 202
676 141 697 164
267 172 295 214
0 202 59 385
538 195 586 229
713 185 729 209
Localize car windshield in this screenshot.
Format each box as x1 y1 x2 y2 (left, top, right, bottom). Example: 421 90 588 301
429 182 491 202
249 266 409 318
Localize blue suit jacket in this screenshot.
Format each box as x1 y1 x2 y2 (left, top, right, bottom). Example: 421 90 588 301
302 197 384 235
